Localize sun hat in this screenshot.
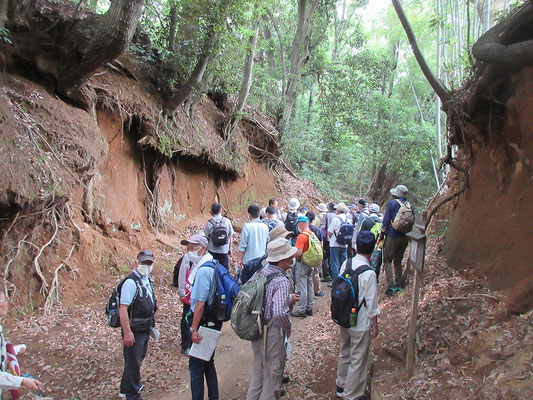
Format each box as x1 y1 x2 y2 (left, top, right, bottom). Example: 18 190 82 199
348 204 357 209
266 238 298 263
316 203 328 212
180 233 208 247
288 198 300 211
269 226 293 241
297 215 310 223
136 250 155 263
356 231 377 255
390 185 408 198
334 202 348 212
369 203 380 213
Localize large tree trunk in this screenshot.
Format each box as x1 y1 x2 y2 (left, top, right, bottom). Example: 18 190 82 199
164 30 218 114
57 0 144 93
167 1 178 52
222 22 260 142
265 8 287 112
280 0 320 130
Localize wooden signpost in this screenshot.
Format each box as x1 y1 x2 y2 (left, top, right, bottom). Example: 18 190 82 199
405 213 427 371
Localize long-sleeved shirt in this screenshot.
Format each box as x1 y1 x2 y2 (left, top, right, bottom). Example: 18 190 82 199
0 327 24 394
261 264 292 336
238 219 269 264
382 197 413 238
177 252 194 298
339 255 380 331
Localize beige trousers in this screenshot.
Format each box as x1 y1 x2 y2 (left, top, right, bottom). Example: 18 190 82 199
336 328 371 400
246 325 286 400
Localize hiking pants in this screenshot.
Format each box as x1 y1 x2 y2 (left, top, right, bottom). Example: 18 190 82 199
312 266 321 294
330 247 347 282
189 354 219 400
383 235 409 287
336 328 371 400
295 261 313 313
180 303 191 351
208 251 229 269
322 241 331 278
246 325 286 400
120 331 150 400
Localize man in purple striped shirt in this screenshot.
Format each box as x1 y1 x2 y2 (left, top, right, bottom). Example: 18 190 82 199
246 238 299 400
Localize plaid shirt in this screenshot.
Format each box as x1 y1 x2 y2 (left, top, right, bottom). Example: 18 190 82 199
260 264 292 336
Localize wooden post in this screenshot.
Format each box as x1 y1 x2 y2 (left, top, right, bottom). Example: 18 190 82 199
405 213 427 372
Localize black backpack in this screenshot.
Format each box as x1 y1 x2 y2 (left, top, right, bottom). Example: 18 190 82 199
335 216 354 245
106 274 144 328
284 211 299 236
172 256 184 288
331 258 371 328
209 218 229 247
240 254 268 285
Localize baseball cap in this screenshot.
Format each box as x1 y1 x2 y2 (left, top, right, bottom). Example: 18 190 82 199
136 250 155 263
180 234 208 247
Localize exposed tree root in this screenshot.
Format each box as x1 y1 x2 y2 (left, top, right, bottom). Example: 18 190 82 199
44 243 77 314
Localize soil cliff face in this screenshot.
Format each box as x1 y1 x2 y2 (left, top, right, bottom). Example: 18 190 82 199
0 67 288 308
443 67 533 313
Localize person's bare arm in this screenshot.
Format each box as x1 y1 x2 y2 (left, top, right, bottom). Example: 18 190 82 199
119 305 135 347
191 301 205 343
237 250 244 268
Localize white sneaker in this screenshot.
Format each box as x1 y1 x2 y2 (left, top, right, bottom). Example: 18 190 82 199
119 384 143 398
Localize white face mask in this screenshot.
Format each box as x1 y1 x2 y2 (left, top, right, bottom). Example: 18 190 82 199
137 264 153 277
187 250 202 263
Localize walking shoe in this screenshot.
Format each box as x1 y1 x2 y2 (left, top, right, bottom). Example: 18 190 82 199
119 384 143 398
314 291 325 298
321 276 332 282
336 385 344 398
282 374 290 384
290 310 307 318
306 309 313 316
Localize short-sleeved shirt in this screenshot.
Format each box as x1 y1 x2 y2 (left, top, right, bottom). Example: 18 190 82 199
238 219 270 264
328 213 348 248
205 214 234 254
295 229 313 253
190 254 216 312
120 270 154 305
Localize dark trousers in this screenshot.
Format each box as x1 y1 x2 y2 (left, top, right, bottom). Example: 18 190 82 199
209 251 229 269
120 331 150 400
190 354 219 400
181 303 192 351
322 241 331 278
383 235 409 287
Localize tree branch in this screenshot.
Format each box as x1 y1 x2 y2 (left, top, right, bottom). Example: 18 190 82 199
391 0 453 106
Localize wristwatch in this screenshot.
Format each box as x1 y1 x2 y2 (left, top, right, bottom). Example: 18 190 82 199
190 327 197 333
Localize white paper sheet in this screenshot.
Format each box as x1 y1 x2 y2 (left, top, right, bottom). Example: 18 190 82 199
189 326 222 361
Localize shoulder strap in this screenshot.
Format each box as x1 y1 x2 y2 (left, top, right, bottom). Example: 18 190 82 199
265 271 283 283
395 199 404 207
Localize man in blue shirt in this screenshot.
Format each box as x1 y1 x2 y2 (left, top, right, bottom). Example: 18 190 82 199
188 235 222 400
381 185 413 295
119 250 156 400
237 204 270 269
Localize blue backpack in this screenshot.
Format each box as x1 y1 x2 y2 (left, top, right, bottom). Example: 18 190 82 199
335 217 354 245
201 261 241 322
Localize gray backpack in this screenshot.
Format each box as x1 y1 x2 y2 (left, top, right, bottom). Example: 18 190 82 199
231 270 282 341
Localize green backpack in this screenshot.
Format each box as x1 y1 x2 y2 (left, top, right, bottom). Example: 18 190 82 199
360 215 383 239
301 231 323 268
231 270 282 341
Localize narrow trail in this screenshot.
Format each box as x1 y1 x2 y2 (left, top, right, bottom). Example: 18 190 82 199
148 286 337 400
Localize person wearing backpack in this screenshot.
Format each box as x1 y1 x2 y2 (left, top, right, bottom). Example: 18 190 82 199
176 234 208 355
283 198 301 245
381 185 415 295
290 216 321 318
238 205 270 270
327 203 351 285
359 204 383 282
187 236 223 400
245 238 299 400
119 250 157 400
205 203 233 269
320 202 336 283
306 211 325 298
263 206 283 232
333 232 379 400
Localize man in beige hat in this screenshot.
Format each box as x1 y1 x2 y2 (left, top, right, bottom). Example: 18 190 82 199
327 202 350 284
246 239 299 400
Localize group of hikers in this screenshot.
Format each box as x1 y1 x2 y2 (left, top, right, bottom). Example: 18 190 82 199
108 184 415 400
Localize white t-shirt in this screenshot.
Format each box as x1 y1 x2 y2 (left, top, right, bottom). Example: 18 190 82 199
328 213 347 248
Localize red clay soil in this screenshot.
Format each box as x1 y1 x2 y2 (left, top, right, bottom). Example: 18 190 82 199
443 67 533 314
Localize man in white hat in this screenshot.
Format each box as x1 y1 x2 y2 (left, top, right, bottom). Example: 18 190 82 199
246 238 299 400
381 185 413 295
327 202 350 284
282 198 301 244
315 203 328 228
